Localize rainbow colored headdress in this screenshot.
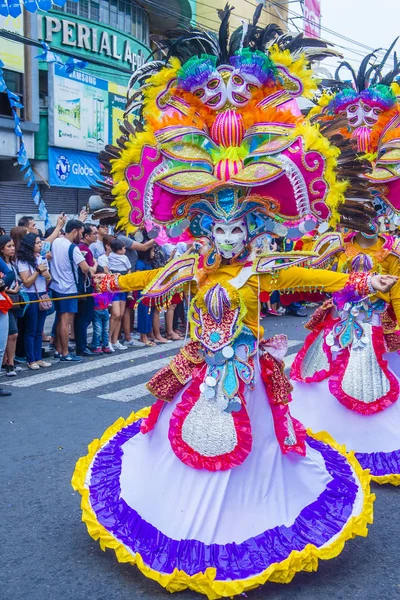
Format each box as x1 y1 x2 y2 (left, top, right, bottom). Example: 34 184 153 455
312 42 400 152
309 41 400 218
94 4 346 240
230 49 277 86
177 55 219 91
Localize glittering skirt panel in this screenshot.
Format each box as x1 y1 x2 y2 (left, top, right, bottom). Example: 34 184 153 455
291 353 400 483
73 365 374 597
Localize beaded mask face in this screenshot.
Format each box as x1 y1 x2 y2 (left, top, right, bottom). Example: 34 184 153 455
227 71 262 107
212 218 248 259
342 100 382 129
177 56 228 111
191 70 227 110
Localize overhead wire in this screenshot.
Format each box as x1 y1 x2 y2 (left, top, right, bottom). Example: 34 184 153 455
251 0 389 55
2 0 389 79
191 0 391 67
104 0 394 70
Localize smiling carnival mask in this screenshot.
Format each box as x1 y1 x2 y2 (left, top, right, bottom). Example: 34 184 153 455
177 55 228 111
227 49 277 107
212 219 248 259
227 71 262 106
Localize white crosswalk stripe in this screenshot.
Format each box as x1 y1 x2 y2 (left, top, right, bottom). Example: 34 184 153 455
98 350 299 403
6 339 303 403
48 356 172 394
99 382 150 403
8 341 183 388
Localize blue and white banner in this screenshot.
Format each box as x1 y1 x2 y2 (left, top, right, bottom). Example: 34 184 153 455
48 147 101 188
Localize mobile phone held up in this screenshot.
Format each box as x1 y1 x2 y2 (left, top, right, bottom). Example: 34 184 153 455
40 241 51 257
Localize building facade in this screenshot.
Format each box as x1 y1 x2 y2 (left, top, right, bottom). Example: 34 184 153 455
196 0 289 34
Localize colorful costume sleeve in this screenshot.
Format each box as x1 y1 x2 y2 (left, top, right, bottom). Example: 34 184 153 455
389 279 400 325
119 269 161 291
97 269 161 293
261 266 351 294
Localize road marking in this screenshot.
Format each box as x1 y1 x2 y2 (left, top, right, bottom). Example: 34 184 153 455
48 356 172 394
8 342 183 388
99 382 151 402
98 351 299 403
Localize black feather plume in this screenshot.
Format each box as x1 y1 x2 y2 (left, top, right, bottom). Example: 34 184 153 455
218 3 233 65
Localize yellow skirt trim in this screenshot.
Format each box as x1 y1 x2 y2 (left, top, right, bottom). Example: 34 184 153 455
372 473 400 486
71 416 375 600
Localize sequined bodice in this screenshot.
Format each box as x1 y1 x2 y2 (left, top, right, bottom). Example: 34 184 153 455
190 281 257 413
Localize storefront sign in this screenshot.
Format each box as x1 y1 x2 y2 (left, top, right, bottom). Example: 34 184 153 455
38 13 146 70
48 64 126 152
304 0 321 38
48 146 101 188
0 13 25 73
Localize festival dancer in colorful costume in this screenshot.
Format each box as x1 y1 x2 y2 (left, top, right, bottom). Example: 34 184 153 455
72 9 396 597
290 173 400 485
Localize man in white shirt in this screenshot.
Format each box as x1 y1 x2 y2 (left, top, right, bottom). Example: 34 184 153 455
50 219 96 362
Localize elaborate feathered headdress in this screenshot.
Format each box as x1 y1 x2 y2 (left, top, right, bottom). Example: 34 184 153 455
93 3 346 242
310 40 400 153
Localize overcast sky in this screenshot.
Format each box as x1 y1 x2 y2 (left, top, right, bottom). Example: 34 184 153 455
318 0 399 75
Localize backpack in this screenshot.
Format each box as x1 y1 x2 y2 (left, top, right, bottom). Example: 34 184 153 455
68 243 93 296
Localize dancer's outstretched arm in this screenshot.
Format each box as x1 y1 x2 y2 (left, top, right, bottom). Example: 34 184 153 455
260 266 397 295
94 269 161 293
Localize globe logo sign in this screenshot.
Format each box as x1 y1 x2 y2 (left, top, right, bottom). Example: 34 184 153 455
55 155 71 182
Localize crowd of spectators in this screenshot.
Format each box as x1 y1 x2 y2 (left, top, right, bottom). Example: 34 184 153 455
0 212 189 396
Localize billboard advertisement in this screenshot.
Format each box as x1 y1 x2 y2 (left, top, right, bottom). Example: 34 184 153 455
304 0 321 39
48 64 126 152
0 13 25 73
48 146 101 188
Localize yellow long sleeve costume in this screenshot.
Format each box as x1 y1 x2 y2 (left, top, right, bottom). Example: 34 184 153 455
118 263 351 339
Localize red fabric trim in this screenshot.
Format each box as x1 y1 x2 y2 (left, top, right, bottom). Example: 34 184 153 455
279 292 326 306
329 326 399 415
169 371 252 471
384 331 400 352
259 352 306 455
269 403 307 457
290 322 334 383
140 400 165 434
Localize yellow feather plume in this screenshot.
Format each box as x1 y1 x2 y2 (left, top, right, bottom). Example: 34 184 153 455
109 128 157 233
142 58 182 120
308 91 335 118
269 46 319 99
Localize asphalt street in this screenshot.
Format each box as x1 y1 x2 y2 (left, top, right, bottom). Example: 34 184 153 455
1 312 400 600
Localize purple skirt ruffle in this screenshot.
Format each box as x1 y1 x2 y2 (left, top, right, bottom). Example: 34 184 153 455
89 420 359 581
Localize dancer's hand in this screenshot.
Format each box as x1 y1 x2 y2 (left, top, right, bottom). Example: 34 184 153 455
370 274 398 293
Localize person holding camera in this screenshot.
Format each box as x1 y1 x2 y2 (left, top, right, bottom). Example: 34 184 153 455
17 233 52 371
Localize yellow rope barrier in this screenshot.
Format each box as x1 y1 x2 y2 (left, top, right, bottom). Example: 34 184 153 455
11 292 101 306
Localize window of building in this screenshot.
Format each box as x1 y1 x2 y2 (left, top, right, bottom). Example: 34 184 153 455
0 69 24 119
39 70 49 109
65 0 78 15
59 0 149 44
